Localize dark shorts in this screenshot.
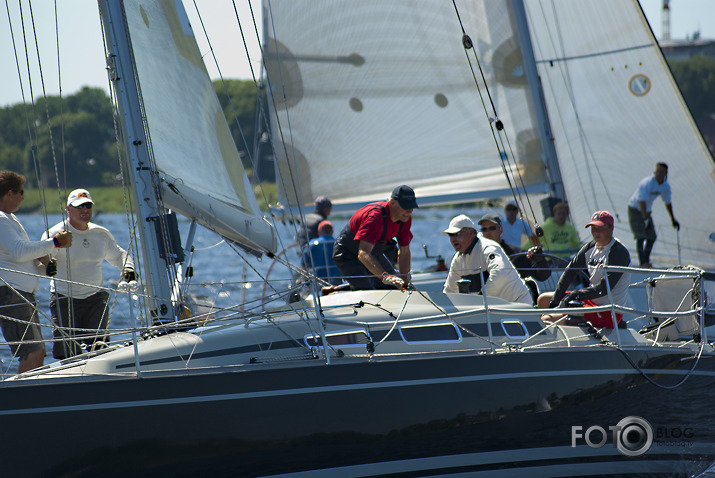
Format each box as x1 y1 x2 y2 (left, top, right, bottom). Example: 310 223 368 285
50 290 110 359
0 286 45 360
628 206 656 241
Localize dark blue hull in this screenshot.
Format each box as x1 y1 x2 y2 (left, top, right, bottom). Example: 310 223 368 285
2 347 714 477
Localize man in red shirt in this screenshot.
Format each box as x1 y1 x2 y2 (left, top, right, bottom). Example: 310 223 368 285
333 185 417 290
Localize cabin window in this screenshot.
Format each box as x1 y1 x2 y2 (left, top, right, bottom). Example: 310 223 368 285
501 319 529 339
304 329 368 348
399 322 461 344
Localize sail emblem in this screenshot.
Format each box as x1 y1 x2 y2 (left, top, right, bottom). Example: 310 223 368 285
629 74 651 96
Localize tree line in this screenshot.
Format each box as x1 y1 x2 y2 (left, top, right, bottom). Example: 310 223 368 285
0 56 714 189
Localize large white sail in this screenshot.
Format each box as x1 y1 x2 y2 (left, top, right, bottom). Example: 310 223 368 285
264 0 552 211
525 0 715 268
121 0 275 253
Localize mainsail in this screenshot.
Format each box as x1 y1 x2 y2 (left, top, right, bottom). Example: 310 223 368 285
264 0 552 211
525 0 715 268
265 0 715 269
118 0 275 253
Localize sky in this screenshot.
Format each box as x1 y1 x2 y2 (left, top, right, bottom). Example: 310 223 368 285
0 0 713 107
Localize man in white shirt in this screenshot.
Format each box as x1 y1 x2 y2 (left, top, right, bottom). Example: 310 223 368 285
627 162 679 267
43 189 134 359
443 214 532 305
0 171 72 373
501 199 537 247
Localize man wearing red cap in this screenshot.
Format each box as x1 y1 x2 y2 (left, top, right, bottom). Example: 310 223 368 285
538 210 631 328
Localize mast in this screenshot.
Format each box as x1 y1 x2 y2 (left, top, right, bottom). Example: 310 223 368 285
509 0 565 203
98 0 178 322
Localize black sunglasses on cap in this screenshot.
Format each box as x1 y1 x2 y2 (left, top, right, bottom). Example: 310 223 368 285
72 203 92 210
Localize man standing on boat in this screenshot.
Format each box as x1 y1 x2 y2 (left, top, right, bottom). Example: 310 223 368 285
333 185 416 290
443 214 532 305
538 210 631 328
627 162 679 268
0 171 73 373
42 189 134 359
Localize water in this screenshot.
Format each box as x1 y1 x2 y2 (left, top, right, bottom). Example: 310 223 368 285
0 208 486 375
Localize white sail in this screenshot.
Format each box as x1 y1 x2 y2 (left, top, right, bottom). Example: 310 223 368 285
525 0 715 268
264 0 552 211
121 0 275 253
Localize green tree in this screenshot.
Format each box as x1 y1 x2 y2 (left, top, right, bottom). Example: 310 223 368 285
212 79 275 182
669 55 715 123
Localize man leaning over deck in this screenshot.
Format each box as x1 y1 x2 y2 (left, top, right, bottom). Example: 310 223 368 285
333 185 416 291
0 171 72 373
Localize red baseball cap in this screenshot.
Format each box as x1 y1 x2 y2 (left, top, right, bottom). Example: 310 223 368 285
586 210 614 228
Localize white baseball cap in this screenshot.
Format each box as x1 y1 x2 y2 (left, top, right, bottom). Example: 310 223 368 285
443 214 475 234
67 189 94 207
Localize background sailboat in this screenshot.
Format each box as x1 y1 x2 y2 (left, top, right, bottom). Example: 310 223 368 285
265 0 715 270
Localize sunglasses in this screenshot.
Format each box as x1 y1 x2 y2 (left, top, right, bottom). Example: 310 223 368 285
13 189 24 196
72 203 93 209
480 225 499 232
505 206 518 211
447 230 464 237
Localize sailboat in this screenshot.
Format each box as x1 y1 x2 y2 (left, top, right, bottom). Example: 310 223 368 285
2 1 715 477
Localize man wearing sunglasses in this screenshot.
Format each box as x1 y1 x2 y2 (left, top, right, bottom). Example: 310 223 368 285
442 214 532 305
42 189 135 359
0 171 73 373
478 213 551 282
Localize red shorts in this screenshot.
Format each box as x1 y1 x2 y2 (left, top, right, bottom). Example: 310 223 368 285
580 299 622 328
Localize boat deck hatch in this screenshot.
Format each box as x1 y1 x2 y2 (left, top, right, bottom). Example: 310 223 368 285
500 320 529 339
399 322 461 344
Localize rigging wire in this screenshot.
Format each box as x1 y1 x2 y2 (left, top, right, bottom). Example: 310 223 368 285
450 0 541 241
529 0 620 217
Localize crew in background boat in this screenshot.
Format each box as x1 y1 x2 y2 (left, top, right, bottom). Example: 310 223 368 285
42 189 135 359
501 199 537 247
443 214 532 305
303 220 342 286
333 185 416 290
297 196 332 248
0 171 72 373
538 210 631 328
627 162 679 268
539 202 581 259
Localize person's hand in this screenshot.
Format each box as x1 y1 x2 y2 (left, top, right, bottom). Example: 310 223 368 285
526 246 544 262
121 269 135 282
672 219 680 230
45 258 57 277
54 230 73 248
381 274 405 290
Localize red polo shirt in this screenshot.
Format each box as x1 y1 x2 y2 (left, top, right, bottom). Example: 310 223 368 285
349 201 413 246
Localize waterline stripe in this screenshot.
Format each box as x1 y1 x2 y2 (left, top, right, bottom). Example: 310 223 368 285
2 367 714 416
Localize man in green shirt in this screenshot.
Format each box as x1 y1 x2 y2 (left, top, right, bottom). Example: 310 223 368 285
540 202 581 259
